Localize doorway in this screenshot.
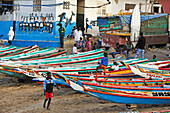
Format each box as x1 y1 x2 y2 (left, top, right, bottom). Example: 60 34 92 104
76 0 85 32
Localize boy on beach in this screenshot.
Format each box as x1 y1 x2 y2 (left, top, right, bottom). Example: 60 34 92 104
43 72 60 110
96 52 108 75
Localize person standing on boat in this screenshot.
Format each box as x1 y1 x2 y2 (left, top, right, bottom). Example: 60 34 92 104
96 52 108 75
135 32 146 59
43 72 60 110
8 27 14 45
58 24 65 48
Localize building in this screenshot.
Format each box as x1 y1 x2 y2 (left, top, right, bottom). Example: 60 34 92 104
0 0 168 47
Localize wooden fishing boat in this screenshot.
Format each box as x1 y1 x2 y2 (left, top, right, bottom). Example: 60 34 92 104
27 58 147 80
0 45 39 58
61 73 170 86
0 53 104 68
127 64 170 79
0 49 103 65
0 45 16 52
77 81 170 104
136 63 170 75
8 49 67 61
4 48 103 62
56 73 170 105
33 58 148 75
0 47 22 56
0 50 104 79
10 49 104 62
0 47 59 61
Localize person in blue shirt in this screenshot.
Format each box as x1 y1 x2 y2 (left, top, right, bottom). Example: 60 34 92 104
43 72 59 110
96 52 108 75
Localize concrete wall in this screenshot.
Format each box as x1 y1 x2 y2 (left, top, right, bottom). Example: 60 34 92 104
14 0 56 21
0 0 77 48
109 0 150 14
0 21 13 40
56 0 77 23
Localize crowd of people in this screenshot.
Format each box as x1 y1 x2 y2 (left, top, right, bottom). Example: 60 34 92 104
71 30 157 63
72 26 101 54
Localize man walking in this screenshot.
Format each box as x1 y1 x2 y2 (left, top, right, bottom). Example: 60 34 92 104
58 24 65 48
135 32 146 59
43 72 60 110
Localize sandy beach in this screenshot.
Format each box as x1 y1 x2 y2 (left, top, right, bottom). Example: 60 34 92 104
0 48 170 113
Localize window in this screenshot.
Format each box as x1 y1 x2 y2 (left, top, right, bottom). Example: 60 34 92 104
33 0 41 12
154 7 159 13
63 1 70 10
125 3 136 10
153 4 162 13
97 1 106 16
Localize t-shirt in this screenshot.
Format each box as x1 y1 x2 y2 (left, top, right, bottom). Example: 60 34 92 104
59 27 65 37
8 30 14 41
43 78 56 93
99 57 108 67
111 65 119 71
73 46 78 54
74 30 82 41
150 58 157 62
79 41 85 48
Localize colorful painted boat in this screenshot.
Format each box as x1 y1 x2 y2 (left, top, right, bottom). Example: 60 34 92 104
0 47 61 61
0 45 16 52
10 49 104 62
128 64 170 79
0 45 39 58
61 73 170 86
6 49 67 61
33 58 148 75
136 63 170 75
57 73 170 104
5 48 103 62
0 53 104 68
0 50 104 79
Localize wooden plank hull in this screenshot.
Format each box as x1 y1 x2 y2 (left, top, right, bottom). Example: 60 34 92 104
0 45 39 58
0 45 16 52
56 73 170 104
129 65 170 79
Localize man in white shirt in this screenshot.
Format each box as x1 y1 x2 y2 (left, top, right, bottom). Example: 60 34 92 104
8 27 14 45
74 27 82 46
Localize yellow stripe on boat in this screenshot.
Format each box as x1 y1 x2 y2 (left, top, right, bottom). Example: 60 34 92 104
105 32 132 36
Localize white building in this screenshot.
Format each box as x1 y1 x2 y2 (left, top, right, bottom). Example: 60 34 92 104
0 0 162 36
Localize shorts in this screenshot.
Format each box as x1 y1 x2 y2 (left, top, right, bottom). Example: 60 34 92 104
46 92 53 99
99 64 107 73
